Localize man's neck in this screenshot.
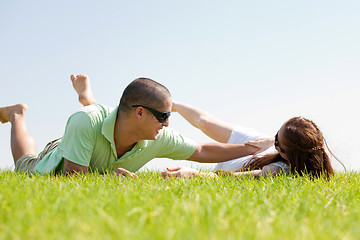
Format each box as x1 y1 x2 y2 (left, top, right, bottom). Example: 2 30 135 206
113 112 140 159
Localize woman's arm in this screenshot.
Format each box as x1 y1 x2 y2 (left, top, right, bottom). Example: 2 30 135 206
161 165 282 179
172 101 235 143
161 167 217 178
231 165 282 177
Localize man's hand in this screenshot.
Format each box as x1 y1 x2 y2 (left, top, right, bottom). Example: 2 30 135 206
244 137 274 155
161 166 199 178
114 168 137 178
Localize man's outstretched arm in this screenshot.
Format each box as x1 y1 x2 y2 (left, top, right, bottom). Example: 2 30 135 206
187 139 273 163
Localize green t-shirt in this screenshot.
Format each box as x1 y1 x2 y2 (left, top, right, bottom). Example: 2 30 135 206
34 104 197 174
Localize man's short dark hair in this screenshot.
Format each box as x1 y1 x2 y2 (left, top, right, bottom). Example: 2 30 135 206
119 78 171 113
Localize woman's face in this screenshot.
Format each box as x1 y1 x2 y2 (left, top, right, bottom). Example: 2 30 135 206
275 126 289 160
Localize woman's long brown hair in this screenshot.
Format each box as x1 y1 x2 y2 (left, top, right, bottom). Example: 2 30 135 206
240 117 345 179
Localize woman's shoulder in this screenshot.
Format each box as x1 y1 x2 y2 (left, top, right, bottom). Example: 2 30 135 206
268 161 290 173
229 126 267 144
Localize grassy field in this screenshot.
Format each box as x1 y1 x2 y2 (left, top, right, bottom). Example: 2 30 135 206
1 170 359 240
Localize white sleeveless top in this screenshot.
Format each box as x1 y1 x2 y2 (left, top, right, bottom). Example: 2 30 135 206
214 126 290 173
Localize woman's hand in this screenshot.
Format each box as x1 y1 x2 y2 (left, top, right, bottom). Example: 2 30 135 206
161 166 199 178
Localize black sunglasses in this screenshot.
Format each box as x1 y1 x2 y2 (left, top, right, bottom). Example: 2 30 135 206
274 131 286 154
132 105 171 123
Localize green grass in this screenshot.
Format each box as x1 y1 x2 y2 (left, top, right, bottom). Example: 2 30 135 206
1 171 359 240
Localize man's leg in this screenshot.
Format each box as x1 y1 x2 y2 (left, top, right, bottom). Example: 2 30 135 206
70 74 96 106
0 103 37 163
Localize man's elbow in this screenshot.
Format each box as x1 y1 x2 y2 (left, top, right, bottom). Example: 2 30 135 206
63 159 89 175
187 144 207 162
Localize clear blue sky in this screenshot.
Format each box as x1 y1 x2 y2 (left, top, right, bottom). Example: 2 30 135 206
1 1 359 171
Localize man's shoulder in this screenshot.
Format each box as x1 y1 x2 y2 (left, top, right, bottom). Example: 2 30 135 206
79 104 114 114
66 104 115 129
150 127 197 159
156 127 195 144
157 127 179 138
76 104 115 120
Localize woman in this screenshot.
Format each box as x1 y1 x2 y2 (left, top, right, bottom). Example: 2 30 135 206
161 102 344 179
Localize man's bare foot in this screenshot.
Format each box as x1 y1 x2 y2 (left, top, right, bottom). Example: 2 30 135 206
0 103 28 124
70 74 96 106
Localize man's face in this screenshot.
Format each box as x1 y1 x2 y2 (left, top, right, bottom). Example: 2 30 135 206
142 97 172 140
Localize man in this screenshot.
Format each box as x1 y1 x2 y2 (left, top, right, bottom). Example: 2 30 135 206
0 74 270 176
